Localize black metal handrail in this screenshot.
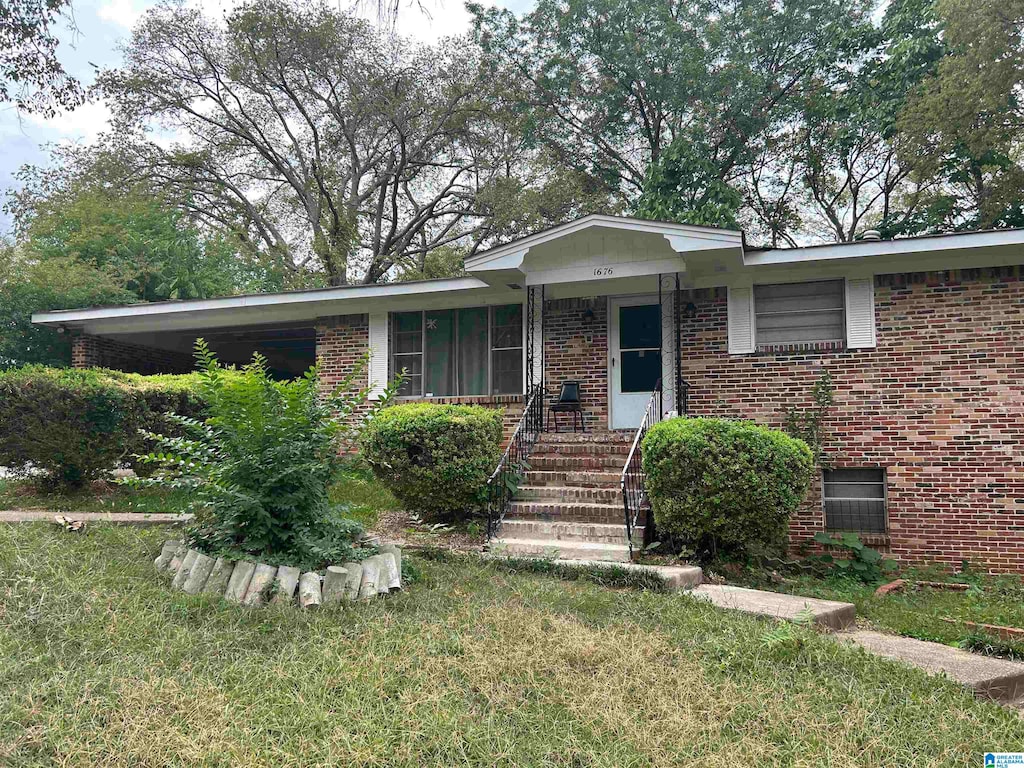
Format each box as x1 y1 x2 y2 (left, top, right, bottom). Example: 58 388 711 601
486 383 545 540
620 380 662 557
620 378 690 557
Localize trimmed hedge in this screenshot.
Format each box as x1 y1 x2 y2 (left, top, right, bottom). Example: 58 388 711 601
361 403 503 522
0 366 207 490
642 417 814 558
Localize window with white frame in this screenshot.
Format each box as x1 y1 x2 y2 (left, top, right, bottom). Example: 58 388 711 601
390 305 523 397
823 468 887 533
754 280 845 347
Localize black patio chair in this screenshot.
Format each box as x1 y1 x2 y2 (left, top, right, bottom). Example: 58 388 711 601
548 379 586 433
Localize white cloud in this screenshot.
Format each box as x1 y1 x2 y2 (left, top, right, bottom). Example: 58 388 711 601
22 100 114 144
96 0 146 29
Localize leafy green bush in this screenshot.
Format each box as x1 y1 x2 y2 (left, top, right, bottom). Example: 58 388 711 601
0 366 141 489
0 365 208 490
643 417 814 559
361 403 503 522
128 341 397 568
811 531 897 583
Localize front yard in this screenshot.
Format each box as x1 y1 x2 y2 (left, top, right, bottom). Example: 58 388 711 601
729 565 1024 658
1 524 1021 766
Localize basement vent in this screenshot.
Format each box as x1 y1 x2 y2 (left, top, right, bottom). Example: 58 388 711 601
823 468 887 534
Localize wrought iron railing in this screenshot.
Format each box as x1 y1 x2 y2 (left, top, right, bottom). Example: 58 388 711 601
486 383 545 540
620 378 690 557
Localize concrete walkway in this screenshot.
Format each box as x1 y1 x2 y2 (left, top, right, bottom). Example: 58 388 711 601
843 630 1024 704
686 582 1024 705
691 583 856 630
0 510 191 527
552 559 704 590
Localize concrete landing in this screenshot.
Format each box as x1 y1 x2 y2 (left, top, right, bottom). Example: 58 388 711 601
843 630 1024 703
552 559 704 591
691 584 856 630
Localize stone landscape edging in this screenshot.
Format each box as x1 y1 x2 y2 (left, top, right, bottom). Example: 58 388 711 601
155 539 403 606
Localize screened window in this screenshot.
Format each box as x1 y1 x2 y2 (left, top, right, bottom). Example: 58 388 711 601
390 305 523 397
823 468 887 533
754 280 844 347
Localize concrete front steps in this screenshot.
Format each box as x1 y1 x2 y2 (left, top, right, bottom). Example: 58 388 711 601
490 430 639 563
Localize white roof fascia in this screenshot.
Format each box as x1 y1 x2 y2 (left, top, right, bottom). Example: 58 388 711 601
32 276 489 327
743 229 1024 266
465 214 742 271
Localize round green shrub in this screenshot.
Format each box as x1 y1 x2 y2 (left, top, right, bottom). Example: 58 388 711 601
642 417 814 558
361 403 503 522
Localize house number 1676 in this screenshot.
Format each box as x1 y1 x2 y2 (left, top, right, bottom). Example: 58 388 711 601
593 267 614 277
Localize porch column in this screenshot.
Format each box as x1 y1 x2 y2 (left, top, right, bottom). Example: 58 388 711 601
526 285 544 398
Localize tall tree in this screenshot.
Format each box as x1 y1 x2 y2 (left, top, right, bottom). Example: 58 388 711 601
471 0 872 227
773 0 946 242
8 143 285 301
898 0 1024 231
1 0 82 114
99 0 513 285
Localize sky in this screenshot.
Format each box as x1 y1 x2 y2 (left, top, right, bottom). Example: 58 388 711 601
0 0 530 236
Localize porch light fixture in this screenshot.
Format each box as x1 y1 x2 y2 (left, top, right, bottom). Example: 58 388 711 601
683 302 697 319
581 307 595 325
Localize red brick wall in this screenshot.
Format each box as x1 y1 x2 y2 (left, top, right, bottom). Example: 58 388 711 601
678 268 1024 573
315 314 369 395
71 334 195 374
315 314 524 445
543 296 609 430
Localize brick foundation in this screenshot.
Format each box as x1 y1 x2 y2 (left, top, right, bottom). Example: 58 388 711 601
71 334 195 374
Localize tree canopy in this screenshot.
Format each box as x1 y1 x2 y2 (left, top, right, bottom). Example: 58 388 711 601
7 0 1024 312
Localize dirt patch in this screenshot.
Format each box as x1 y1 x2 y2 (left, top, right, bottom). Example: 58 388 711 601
368 509 483 553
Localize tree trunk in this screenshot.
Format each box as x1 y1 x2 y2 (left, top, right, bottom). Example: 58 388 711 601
341 561 362 601
299 572 323 608
183 553 215 594
168 542 188 573
322 566 348 604
379 544 402 590
243 563 278 606
272 565 301 604
224 561 257 603
204 558 234 596
172 549 199 590
154 539 181 571
357 558 380 599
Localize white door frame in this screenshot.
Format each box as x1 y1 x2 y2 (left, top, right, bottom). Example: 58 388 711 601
608 294 662 430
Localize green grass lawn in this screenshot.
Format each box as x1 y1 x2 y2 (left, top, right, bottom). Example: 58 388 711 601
726 565 1024 656
0 478 192 515
1 524 1022 766
0 464 401 530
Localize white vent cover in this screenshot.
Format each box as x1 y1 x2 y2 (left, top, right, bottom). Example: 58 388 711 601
845 278 877 349
727 286 755 354
367 312 389 399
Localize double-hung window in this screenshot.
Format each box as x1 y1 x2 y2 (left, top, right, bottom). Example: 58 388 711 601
754 280 845 347
390 304 523 397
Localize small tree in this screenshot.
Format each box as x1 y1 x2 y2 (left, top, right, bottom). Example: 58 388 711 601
127 340 398 567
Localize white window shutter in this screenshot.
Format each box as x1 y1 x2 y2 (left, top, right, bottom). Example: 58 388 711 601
727 286 755 354
845 277 876 349
367 312 388 399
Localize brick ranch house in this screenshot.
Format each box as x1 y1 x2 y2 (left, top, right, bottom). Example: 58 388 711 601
33 215 1024 572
